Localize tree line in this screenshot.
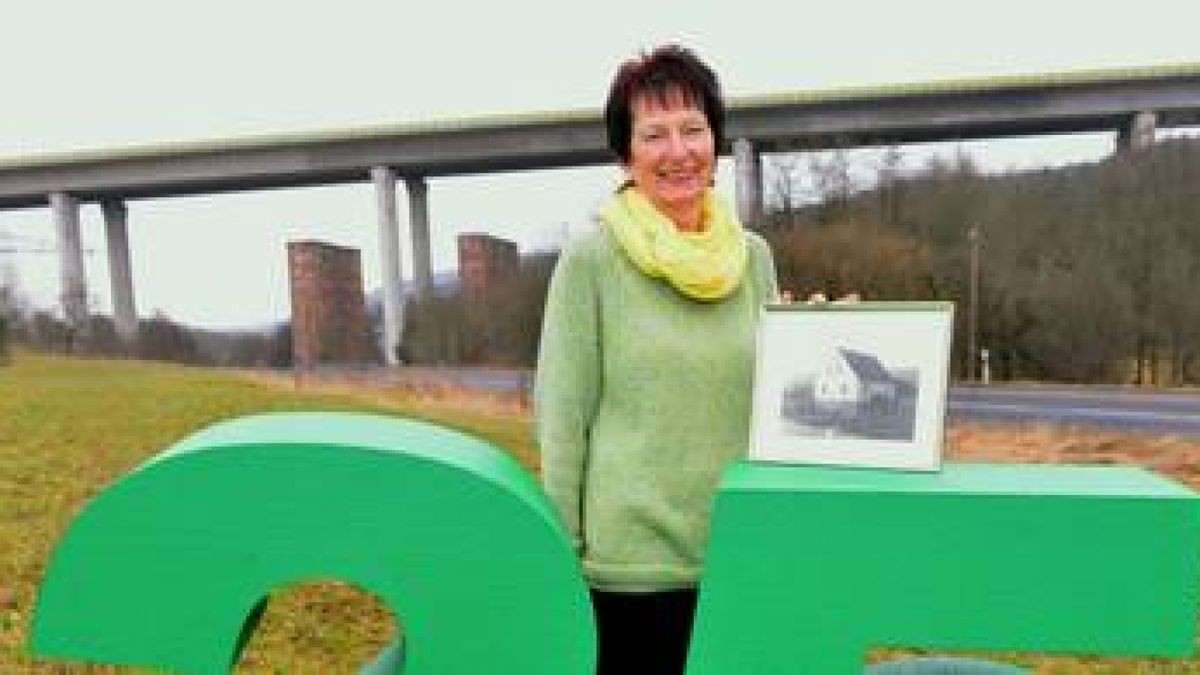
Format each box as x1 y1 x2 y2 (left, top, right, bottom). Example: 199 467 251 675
759 137 1200 385
1 305 294 368
399 253 556 367
401 136 1200 387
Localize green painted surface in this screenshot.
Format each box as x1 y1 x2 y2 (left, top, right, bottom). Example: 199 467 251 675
30 412 594 674
688 461 1200 674
31 414 1200 673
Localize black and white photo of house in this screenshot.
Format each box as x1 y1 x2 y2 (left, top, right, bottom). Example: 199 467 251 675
779 347 919 441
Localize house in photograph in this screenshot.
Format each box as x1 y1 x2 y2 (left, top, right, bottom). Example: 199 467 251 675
812 348 909 417
778 346 919 441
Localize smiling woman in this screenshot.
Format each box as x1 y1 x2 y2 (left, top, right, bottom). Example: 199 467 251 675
534 44 779 675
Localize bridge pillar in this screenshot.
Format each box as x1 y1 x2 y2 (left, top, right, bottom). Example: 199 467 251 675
101 199 138 346
733 138 762 228
405 176 433 299
1117 110 1157 153
50 192 89 339
372 166 405 365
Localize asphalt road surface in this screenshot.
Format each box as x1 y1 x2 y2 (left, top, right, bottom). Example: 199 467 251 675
301 365 1200 437
950 386 1200 437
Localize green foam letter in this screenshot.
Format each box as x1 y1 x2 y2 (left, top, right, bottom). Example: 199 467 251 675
687 462 1200 674
31 413 594 674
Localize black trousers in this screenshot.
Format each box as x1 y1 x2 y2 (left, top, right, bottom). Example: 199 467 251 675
590 588 699 675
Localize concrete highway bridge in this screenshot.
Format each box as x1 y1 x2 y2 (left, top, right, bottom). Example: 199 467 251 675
1 63 1198 363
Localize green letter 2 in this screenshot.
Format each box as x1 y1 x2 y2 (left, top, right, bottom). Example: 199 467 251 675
31 413 594 674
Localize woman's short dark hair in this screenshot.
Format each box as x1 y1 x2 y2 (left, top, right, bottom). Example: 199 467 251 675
604 44 725 164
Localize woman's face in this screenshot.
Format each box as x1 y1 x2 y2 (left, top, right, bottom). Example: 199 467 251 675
625 88 715 220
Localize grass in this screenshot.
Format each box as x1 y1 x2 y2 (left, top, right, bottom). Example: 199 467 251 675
2 350 1199 673
0 351 532 673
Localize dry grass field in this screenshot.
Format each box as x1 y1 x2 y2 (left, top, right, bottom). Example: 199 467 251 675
2 351 1198 673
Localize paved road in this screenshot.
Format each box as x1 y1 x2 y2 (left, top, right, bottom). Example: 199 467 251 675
949 386 1200 437
299 365 1200 437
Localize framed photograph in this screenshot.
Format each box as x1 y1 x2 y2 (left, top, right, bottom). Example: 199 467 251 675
749 301 954 472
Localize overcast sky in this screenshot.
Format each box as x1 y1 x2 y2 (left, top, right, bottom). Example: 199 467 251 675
1 0 1197 328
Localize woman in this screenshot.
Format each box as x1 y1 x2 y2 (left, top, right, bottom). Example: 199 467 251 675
535 44 778 673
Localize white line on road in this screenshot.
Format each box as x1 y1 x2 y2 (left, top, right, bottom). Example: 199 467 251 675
949 401 1200 424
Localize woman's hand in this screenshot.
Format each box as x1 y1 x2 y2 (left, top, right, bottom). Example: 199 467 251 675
779 290 861 305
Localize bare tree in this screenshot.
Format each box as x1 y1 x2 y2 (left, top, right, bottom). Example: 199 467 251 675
763 153 807 230
137 312 201 364
875 145 905 228
808 148 855 224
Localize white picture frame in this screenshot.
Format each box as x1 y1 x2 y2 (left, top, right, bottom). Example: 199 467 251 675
749 301 954 472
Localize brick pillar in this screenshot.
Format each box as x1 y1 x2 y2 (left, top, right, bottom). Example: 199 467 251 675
287 241 373 368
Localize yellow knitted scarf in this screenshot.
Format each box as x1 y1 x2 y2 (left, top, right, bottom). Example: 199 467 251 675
600 187 748 301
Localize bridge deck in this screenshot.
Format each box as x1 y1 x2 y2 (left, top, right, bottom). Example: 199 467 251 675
1 63 1198 209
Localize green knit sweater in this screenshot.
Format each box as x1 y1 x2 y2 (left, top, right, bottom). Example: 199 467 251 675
535 224 778 591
